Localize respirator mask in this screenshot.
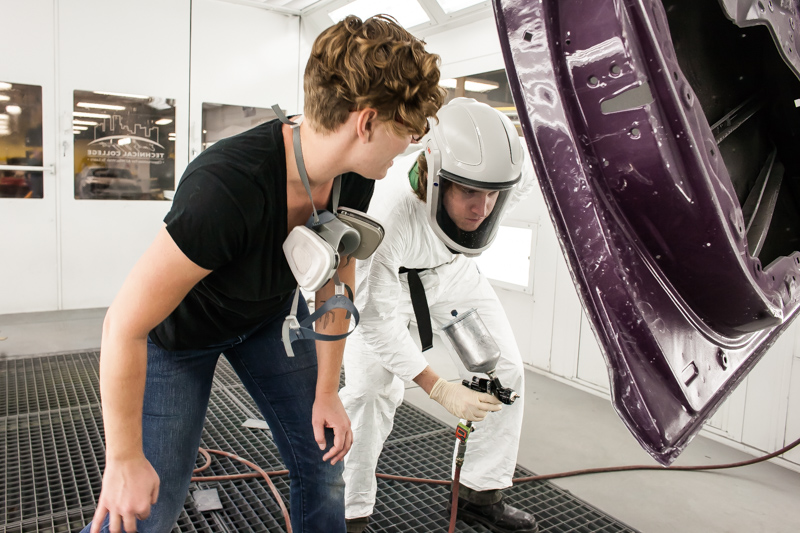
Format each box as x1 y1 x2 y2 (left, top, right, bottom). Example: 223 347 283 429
272 105 385 357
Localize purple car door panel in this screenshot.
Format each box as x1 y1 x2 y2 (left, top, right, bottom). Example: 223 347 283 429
493 0 800 464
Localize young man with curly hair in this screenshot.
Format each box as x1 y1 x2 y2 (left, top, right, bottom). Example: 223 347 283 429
81 15 444 533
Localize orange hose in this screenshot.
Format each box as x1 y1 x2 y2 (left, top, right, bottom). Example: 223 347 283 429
449 466 461 533
191 448 292 533
188 435 800 531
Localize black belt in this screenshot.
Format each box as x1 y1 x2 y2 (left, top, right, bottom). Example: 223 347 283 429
399 267 433 352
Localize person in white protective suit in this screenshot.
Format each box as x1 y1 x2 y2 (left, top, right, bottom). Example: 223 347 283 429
340 98 538 533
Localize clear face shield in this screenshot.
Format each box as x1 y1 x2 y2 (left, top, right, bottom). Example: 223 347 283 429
433 170 515 254
421 97 525 256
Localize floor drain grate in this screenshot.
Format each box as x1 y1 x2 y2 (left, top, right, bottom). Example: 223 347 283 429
1 351 640 532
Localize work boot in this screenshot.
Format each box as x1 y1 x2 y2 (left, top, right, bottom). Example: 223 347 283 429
345 516 370 533
452 485 539 533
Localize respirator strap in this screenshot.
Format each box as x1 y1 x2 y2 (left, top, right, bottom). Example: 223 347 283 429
281 279 360 357
398 267 433 352
272 104 342 225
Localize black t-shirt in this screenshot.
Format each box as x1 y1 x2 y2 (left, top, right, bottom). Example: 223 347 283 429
150 118 374 350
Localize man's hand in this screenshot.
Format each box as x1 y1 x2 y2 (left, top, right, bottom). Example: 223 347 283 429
312 391 353 465
90 455 160 533
429 377 502 421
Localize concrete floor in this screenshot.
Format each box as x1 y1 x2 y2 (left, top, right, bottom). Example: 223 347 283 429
2 308 800 533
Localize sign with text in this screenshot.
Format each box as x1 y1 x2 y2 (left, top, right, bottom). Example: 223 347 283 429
73 90 175 200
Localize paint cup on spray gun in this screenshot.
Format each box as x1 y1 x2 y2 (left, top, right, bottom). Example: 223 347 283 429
441 308 519 405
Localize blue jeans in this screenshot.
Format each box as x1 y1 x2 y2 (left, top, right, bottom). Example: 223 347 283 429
82 295 345 533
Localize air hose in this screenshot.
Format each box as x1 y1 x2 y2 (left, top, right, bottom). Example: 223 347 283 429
191 435 800 532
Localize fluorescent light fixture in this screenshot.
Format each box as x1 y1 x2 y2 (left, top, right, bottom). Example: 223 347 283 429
73 120 98 126
73 125 88 131
437 0 486 14
118 137 131 145
329 0 429 29
0 82 11 90
5 105 22 115
439 78 499 92
73 129 82 134
0 95 9 102
74 111 111 119
76 102 126 111
155 118 173 125
93 91 149 99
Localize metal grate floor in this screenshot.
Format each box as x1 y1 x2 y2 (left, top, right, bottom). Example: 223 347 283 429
1 351 640 533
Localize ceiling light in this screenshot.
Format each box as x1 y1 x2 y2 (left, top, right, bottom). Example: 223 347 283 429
74 111 111 119
329 0 429 29
0 95 9 102
155 118 173 125
439 78 499 92
5 105 22 115
0 82 11 90
437 0 486 14
73 125 88 131
73 120 98 126
76 102 126 111
93 91 150 99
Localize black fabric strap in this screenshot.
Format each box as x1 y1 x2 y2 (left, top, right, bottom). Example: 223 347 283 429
399 267 433 352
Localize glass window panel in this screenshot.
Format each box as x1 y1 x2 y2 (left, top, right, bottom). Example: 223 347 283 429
437 0 486 14
201 102 279 152
73 90 175 200
328 0 429 29
473 224 533 290
0 81 43 199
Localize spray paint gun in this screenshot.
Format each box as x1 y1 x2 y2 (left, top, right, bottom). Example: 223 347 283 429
441 308 519 530
441 308 520 406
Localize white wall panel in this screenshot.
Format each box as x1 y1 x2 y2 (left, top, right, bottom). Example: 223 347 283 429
549 253 582 379
190 0 301 160
704 375 748 442
297 17 317 113
576 311 609 391
740 323 796 452
785 352 800 464
493 286 535 364
57 0 190 309
0 0 58 313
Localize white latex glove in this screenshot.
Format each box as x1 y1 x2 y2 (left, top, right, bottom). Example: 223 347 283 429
428 378 502 421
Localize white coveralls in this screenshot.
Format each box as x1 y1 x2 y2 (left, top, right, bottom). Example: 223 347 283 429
340 150 535 519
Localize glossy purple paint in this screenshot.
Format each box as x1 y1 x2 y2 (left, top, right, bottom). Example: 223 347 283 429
494 0 800 464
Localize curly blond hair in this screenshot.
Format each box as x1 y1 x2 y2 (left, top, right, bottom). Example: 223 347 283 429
304 15 446 137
